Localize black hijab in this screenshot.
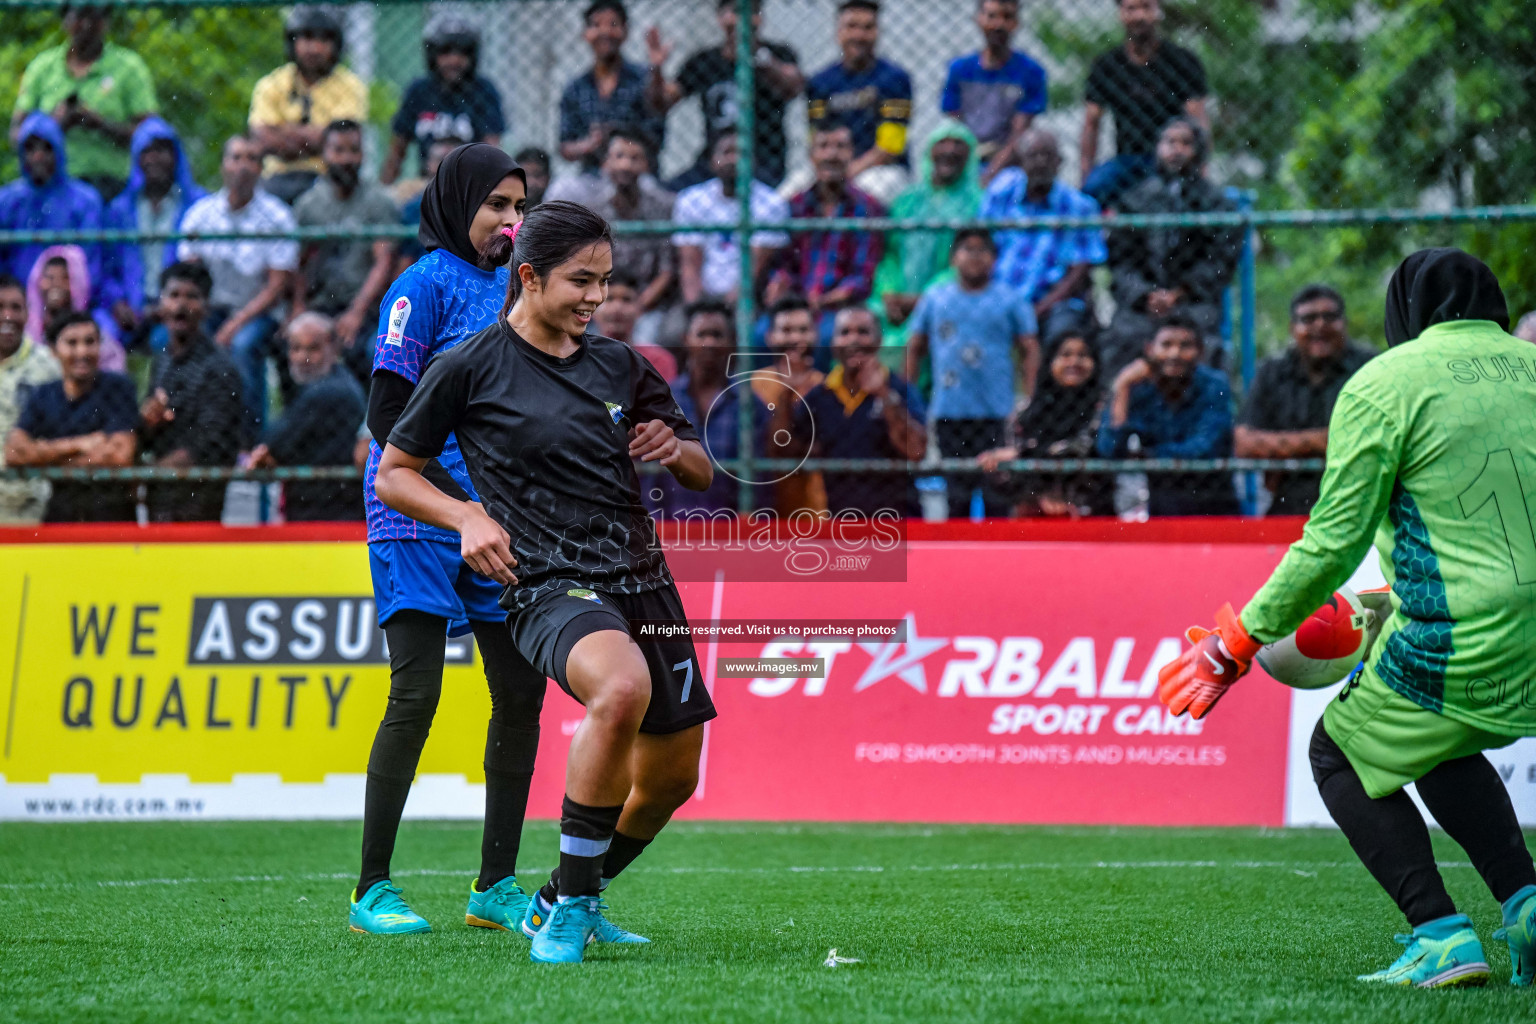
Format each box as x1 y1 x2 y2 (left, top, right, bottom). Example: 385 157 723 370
1383 247 1509 347
418 143 525 266
1016 333 1103 449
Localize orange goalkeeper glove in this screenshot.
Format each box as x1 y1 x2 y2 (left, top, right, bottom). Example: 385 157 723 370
1157 603 1262 720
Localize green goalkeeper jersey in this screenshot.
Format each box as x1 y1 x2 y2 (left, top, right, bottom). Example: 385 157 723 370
1242 319 1536 735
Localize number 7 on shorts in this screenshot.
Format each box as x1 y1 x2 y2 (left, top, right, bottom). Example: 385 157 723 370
674 659 695 702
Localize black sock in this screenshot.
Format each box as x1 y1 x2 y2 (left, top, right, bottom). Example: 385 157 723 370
1414 753 1536 904
358 773 414 897
1309 717 1456 926
538 832 652 899
471 620 546 892
557 796 624 899
477 719 540 891
358 611 446 896
600 831 653 887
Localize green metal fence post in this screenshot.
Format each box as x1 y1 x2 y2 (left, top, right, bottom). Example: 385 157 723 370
733 0 758 514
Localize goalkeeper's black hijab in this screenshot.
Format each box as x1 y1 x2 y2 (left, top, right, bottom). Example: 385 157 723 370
1383 247 1509 347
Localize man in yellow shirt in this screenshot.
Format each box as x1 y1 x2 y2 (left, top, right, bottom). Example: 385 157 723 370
248 5 368 204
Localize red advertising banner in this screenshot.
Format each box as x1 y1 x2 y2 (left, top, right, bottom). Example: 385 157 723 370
523 538 1297 827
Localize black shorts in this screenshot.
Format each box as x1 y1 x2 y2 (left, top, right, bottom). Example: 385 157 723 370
507 582 717 735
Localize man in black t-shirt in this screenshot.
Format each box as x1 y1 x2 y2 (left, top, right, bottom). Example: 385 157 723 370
139 262 244 522
644 0 803 189
389 322 699 612
380 15 506 186
5 312 138 522
1235 285 1375 516
1079 0 1207 208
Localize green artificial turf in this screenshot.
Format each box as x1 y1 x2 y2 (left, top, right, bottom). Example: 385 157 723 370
1 821 1531 1022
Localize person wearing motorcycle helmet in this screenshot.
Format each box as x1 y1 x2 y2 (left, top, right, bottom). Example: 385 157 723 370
249 4 368 204
380 13 506 186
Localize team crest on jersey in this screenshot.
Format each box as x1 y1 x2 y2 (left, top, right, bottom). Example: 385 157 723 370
605 402 625 424
567 588 602 603
385 297 411 347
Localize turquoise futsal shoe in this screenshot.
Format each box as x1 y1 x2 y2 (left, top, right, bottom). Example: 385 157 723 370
1493 884 1536 986
348 880 431 935
530 897 602 964
1357 915 1489 988
591 898 650 944
521 887 649 944
465 877 531 933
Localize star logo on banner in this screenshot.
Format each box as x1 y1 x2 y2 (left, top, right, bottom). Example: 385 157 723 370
852 614 948 694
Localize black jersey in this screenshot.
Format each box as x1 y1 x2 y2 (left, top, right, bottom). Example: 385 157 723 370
388 322 700 612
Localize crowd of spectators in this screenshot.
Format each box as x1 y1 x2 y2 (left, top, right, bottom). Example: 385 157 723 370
4 0 1525 526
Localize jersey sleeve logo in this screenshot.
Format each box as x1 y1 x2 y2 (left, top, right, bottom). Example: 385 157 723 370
385 297 412 347
605 401 625 424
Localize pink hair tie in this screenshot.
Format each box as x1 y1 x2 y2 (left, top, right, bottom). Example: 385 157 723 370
501 222 521 244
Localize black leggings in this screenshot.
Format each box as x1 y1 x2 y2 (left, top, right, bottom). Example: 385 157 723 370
357 610 547 895
1310 716 1536 926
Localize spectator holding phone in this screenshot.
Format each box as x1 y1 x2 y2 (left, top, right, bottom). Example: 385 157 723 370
10 3 158 201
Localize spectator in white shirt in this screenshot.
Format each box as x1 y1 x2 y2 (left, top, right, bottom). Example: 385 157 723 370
177 134 298 440
671 129 789 306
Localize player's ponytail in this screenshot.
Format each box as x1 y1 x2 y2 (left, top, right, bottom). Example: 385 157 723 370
501 200 614 320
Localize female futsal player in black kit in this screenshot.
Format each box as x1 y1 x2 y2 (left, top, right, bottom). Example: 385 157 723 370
376 201 717 964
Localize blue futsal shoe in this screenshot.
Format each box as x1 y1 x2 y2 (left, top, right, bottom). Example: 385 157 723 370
530 896 602 964
348 880 431 935
591 898 650 944
522 887 648 944
1356 914 1489 988
465 877 531 932
1493 884 1536 987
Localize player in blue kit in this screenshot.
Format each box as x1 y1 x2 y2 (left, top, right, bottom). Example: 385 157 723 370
348 144 548 936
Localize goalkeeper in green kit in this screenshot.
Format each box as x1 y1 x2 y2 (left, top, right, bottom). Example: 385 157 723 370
1158 249 1536 989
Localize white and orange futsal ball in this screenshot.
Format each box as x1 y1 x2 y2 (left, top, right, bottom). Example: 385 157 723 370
1255 586 1380 689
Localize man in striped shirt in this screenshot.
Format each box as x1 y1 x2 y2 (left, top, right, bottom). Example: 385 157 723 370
767 122 884 343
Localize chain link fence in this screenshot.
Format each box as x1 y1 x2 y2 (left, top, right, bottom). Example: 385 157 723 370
0 0 1529 524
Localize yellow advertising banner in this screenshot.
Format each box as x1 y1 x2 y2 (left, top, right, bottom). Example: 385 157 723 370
0 543 495 788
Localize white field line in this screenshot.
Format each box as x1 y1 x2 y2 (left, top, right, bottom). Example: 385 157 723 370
0 859 1477 892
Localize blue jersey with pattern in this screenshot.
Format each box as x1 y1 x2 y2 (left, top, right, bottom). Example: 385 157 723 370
365 249 509 544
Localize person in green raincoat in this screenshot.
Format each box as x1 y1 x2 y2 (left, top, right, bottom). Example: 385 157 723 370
869 119 983 392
